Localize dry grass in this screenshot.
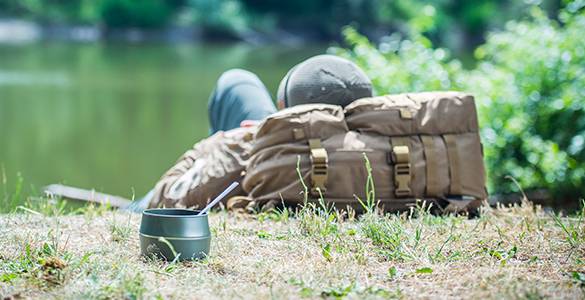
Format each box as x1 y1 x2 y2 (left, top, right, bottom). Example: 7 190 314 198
0 201 584 299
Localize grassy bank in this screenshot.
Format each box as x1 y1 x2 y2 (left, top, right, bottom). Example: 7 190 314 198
1 200 583 299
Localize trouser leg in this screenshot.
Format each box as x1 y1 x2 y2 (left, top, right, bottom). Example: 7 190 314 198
208 69 276 134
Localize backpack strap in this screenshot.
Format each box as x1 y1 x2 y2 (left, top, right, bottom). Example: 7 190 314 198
309 138 328 196
391 137 412 197
442 134 462 195
421 135 440 196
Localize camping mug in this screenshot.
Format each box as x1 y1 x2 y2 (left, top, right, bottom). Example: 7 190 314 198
139 208 211 261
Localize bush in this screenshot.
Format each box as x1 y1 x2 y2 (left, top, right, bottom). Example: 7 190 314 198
333 3 585 200
466 6 585 198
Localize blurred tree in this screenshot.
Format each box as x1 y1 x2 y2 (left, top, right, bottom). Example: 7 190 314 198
0 0 565 53
0 0 102 24
240 0 417 38
238 0 564 57
99 0 184 29
185 0 249 37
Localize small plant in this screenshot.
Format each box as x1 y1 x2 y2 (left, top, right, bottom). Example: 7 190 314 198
321 243 333 262
415 267 433 274
296 155 309 206
480 242 518 266
354 153 377 214
295 155 341 239
0 170 24 213
360 214 409 261
321 282 356 298
109 218 133 243
431 230 454 262
571 271 585 287
257 230 271 239
298 207 339 238
23 194 71 217
257 203 291 223
157 237 181 268
550 199 584 248
0 232 77 287
320 282 397 299
80 201 113 219
97 271 146 300
288 278 315 298
388 266 398 279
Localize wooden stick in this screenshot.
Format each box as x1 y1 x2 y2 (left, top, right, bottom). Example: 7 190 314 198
43 184 132 208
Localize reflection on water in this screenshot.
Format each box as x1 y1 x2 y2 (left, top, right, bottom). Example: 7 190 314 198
0 42 325 198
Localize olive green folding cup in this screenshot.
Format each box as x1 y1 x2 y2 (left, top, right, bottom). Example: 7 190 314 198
139 208 210 261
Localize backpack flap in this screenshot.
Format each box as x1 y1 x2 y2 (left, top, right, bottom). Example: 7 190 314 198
344 91 478 136
346 92 487 201
244 104 348 204
251 103 348 154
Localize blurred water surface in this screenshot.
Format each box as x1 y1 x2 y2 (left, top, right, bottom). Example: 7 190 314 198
0 42 325 198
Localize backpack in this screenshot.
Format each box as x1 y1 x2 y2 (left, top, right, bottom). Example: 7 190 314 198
150 91 487 213
242 91 487 212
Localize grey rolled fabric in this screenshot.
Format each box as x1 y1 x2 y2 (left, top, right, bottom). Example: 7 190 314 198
277 55 373 107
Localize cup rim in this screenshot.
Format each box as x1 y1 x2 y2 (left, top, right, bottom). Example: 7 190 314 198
139 232 211 240
142 208 207 218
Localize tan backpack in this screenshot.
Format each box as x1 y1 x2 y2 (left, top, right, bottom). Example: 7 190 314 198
242 91 487 212
151 91 487 213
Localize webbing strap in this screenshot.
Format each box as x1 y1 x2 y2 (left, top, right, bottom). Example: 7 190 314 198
308 138 328 195
443 134 462 195
421 135 440 196
391 137 411 197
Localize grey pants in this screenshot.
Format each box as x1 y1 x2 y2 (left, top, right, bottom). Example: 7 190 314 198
207 69 277 134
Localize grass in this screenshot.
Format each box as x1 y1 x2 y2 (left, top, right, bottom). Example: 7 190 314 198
0 199 583 299
1 162 584 299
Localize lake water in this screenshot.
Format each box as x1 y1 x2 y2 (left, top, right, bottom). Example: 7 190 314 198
0 42 325 199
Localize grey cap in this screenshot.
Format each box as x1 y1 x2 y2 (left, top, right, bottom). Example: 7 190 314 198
277 55 373 107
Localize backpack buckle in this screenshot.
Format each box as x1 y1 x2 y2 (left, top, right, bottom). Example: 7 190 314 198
309 139 328 195
393 145 411 197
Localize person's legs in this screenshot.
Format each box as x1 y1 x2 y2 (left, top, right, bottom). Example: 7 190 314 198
208 69 276 134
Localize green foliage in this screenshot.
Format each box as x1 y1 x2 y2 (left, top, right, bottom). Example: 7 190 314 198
186 0 249 34
337 26 460 95
469 7 585 197
334 3 585 200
